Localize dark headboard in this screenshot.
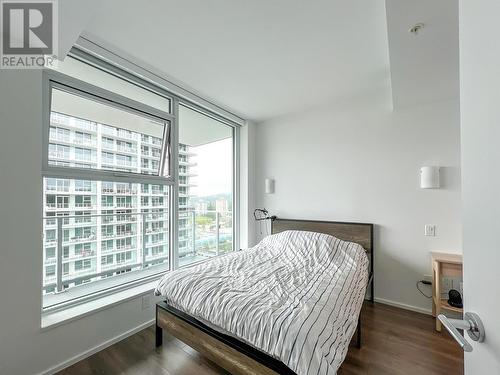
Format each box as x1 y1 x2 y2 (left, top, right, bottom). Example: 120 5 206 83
271 218 374 301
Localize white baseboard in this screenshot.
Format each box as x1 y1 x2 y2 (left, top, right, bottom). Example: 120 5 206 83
37 319 155 375
374 297 432 316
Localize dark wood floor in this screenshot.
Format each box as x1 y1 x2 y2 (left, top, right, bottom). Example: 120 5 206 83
58 302 463 375
339 303 463 375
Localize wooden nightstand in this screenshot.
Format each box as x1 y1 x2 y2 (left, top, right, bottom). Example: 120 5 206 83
431 252 463 331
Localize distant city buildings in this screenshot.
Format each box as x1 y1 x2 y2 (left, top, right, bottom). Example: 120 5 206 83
194 201 209 215
215 198 228 214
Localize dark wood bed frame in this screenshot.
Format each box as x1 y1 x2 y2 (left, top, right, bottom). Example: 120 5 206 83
155 218 374 375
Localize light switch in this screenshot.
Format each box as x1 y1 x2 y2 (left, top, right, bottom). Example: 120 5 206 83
424 225 436 236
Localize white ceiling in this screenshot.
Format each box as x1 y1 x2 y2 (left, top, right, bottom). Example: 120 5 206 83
58 0 100 58
385 0 459 108
82 0 391 122
67 0 458 122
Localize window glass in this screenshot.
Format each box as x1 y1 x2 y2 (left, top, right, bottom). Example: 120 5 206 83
46 265 56 277
43 52 237 310
45 247 56 260
42 180 169 303
49 87 168 176
44 55 174 309
177 105 234 267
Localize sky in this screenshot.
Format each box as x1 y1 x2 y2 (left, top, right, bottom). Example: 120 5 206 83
190 138 233 197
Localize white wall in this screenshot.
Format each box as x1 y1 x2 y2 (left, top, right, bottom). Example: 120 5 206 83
459 0 500 372
239 121 257 249
255 92 461 313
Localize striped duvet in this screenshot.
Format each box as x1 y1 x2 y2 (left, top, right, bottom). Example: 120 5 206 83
155 230 369 375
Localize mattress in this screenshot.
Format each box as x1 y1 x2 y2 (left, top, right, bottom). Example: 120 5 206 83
155 230 369 375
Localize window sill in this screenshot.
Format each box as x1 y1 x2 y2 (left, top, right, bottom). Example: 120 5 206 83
41 279 159 331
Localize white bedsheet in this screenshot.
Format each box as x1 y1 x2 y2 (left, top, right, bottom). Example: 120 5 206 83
155 230 369 375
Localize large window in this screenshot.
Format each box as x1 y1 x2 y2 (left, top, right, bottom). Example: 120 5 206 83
42 53 238 311
177 105 234 267
42 58 172 309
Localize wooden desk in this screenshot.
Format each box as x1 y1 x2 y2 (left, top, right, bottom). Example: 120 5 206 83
431 252 463 331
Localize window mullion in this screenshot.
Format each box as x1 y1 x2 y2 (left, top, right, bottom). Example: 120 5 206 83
170 97 180 271
158 120 171 179
42 166 174 186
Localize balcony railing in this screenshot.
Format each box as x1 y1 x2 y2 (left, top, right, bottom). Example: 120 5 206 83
73 120 96 132
151 190 168 196
102 214 137 224
117 130 135 140
46 203 70 209
42 210 232 293
45 218 57 226
50 113 70 126
115 244 135 251
117 145 137 153
68 250 96 260
75 202 93 208
146 227 164 234
179 210 233 266
141 136 162 146
46 186 70 193
42 212 169 294
66 234 96 243
48 151 70 159
49 134 71 143
45 237 57 244
74 139 97 147
116 202 133 208
116 215 136 223
116 189 137 195
146 213 166 221
74 188 93 193
74 156 96 163
116 160 134 167
102 142 115 150
116 231 134 237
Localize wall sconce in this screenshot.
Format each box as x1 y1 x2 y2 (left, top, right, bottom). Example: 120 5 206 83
420 166 440 189
265 178 275 194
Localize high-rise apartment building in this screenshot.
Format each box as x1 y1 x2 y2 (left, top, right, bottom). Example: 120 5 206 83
43 112 196 294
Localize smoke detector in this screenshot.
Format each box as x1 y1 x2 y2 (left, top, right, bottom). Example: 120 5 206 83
409 23 425 35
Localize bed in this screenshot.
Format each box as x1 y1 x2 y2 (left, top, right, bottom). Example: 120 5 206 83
155 218 374 375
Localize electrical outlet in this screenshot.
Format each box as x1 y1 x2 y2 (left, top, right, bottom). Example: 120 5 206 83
424 225 436 236
142 295 151 310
